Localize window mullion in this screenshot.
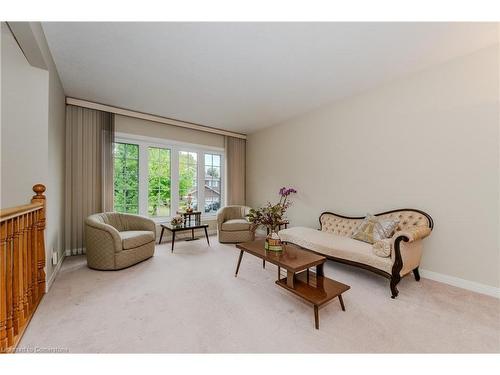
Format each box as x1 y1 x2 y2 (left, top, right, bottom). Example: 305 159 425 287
171 147 180 215
138 144 148 216
198 151 205 215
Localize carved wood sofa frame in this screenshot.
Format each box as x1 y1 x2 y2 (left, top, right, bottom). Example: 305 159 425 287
310 209 434 298
278 208 434 298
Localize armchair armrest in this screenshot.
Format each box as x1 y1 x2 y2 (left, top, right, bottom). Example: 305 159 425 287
216 207 225 231
241 206 252 217
84 218 122 252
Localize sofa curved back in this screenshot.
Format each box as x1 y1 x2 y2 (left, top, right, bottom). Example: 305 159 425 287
319 209 433 238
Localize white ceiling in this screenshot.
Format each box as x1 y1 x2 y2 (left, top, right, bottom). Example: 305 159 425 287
42 22 498 134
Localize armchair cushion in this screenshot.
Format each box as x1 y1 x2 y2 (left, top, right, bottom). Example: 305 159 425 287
120 230 155 250
221 219 251 231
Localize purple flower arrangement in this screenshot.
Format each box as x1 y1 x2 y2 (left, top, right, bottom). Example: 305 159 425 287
247 186 298 233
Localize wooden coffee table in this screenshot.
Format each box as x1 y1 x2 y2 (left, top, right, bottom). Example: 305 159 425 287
159 222 210 252
235 240 350 329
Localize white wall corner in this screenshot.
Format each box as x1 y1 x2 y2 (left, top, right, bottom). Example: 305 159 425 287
420 269 500 299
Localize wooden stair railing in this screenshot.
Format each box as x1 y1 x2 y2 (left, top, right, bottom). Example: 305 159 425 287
0 184 46 353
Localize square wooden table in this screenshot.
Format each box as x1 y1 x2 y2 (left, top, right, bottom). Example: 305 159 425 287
235 240 350 329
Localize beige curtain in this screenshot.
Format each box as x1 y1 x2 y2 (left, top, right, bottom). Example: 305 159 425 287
225 136 246 205
65 105 114 255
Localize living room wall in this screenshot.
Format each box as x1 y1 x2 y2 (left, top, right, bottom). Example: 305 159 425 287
1 22 66 288
247 43 500 293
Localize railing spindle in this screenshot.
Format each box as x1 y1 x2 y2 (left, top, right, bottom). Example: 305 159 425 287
0 184 46 353
0 221 8 351
5 218 14 346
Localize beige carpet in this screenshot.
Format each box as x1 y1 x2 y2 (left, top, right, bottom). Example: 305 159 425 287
18 236 500 353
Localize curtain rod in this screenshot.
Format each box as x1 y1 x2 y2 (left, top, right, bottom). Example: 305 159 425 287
66 97 247 140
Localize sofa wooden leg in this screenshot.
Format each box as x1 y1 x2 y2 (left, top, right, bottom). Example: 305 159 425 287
413 267 421 281
390 276 400 299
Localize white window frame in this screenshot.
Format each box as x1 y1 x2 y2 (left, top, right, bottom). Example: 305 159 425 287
114 132 225 222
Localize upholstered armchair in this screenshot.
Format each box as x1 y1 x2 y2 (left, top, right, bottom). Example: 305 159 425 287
85 212 156 270
216 205 255 243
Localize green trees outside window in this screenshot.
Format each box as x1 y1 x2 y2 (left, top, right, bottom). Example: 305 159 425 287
113 142 139 213
148 147 171 217
179 151 198 211
113 140 223 217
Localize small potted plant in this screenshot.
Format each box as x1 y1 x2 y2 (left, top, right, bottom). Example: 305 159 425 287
246 186 297 251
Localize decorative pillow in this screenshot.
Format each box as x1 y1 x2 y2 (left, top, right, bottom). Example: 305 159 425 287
373 217 399 242
351 214 378 243
373 238 392 258
352 214 399 244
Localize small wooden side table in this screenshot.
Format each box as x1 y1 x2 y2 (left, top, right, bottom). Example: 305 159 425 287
178 211 202 240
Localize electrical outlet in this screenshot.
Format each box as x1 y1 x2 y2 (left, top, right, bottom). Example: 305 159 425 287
52 251 58 266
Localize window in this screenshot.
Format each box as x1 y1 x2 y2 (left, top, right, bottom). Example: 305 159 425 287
204 153 221 214
113 142 139 213
113 135 224 219
179 151 198 211
148 147 171 217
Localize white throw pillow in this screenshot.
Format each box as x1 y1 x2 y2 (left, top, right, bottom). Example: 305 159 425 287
373 238 392 258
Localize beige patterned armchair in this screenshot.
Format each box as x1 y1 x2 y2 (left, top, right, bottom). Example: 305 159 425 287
216 205 255 243
85 212 156 270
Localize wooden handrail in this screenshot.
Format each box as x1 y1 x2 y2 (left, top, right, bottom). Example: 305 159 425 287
0 184 46 353
0 203 43 222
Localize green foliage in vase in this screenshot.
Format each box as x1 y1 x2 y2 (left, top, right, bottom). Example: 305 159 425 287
246 186 297 232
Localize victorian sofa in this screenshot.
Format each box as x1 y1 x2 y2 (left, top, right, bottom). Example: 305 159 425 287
85 212 156 270
217 205 255 243
278 209 433 298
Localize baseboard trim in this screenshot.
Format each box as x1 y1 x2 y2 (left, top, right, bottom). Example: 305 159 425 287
420 269 500 298
46 252 65 292
65 247 86 256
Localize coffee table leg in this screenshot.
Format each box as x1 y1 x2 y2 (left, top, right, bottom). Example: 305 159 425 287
171 231 176 253
286 271 295 288
191 228 194 240
316 263 324 276
159 227 165 244
235 250 244 277
339 295 346 311
204 227 210 246
278 266 280 279
314 305 319 330
263 259 265 269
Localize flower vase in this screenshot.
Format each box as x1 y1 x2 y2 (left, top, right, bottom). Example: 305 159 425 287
265 230 283 252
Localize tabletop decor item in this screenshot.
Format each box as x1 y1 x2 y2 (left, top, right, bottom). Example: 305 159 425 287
171 214 185 227
186 193 194 213
246 186 297 251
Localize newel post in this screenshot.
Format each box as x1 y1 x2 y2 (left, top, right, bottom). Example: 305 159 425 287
31 184 46 296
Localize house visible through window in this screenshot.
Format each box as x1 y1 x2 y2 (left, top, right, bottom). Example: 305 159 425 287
204 153 221 214
179 151 198 212
112 135 224 219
